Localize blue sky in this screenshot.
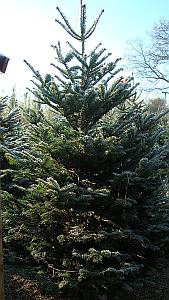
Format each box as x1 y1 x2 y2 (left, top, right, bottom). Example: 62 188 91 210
0 0 169 98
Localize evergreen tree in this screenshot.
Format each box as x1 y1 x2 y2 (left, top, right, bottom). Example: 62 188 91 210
4 1 169 299
0 95 21 300
0 96 20 165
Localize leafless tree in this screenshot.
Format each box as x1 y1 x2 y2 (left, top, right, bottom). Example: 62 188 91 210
126 19 169 92
147 97 168 114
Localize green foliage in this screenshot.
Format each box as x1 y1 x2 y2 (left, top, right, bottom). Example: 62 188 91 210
0 96 20 157
2 1 169 300
24 2 138 133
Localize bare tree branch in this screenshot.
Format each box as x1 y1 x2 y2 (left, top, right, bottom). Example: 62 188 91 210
126 19 169 92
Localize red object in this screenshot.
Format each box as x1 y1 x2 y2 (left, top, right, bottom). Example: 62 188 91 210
0 54 10 73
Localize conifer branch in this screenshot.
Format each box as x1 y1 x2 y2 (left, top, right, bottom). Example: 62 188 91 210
51 64 69 80
52 44 76 84
85 9 104 39
56 7 81 40
52 43 64 63
55 19 81 40
26 86 61 112
64 51 74 63
52 63 76 84
66 41 82 57
104 68 124 85
24 60 43 83
54 74 67 85
71 51 88 68
88 43 102 58
89 48 106 66
94 52 112 67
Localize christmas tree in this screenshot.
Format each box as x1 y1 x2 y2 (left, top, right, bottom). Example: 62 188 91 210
3 1 169 299
0 95 21 300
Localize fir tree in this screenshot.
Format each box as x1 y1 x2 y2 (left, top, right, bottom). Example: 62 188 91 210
24 1 138 133
0 95 21 300
0 96 20 164
4 1 169 299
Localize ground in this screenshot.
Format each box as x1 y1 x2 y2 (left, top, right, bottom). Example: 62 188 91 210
4 265 66 300
4 258 169 300
130 257 169 300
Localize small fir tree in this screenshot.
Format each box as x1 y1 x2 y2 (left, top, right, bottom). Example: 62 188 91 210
0 95 21 300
